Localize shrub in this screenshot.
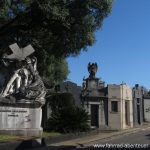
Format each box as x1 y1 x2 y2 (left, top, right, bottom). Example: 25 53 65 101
45 93 90 133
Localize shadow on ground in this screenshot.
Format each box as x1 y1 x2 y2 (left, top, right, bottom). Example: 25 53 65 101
145 133 150 140
24 145 118 150
1 140 145 150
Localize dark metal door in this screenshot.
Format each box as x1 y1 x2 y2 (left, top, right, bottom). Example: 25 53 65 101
91 104 99 127
137 104 140 124
125 101 128 125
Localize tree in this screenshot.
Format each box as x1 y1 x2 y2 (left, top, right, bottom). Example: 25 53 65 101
0 0 113 81
48 93 75 112
42 56 69 86
45 93 90 133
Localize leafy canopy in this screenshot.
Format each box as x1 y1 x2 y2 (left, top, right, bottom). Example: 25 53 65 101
0 0 113 81
0 0 113 56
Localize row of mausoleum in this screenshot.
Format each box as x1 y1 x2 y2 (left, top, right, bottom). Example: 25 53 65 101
81 62 150 130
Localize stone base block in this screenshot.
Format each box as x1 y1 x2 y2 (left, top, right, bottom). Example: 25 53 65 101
0 128 43 137
0 102 43 137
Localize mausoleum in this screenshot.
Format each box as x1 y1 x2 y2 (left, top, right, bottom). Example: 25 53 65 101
132 84 145 126
143 92 150 122
81 63 108 129
108 84 133 130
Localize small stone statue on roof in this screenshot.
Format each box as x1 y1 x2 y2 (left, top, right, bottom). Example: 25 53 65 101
0 43 46 105
88 62 98 79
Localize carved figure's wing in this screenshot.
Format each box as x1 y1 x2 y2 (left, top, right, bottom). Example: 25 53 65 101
88 62 91 72
95 63 98 71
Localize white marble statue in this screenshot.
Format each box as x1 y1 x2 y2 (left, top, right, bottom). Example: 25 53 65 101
0 43 46 105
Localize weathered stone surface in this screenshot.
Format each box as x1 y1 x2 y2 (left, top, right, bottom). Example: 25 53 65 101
0 102 42 136
82 63 108 129
144 98 150 122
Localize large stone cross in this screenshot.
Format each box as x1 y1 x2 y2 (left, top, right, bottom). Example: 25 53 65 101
4 43 35 61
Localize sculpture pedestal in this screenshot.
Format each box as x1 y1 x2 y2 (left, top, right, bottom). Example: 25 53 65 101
0 102 42 137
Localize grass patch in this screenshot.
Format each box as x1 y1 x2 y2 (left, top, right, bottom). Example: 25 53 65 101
0 134 19 142
0 132 62 142
42 132 62 138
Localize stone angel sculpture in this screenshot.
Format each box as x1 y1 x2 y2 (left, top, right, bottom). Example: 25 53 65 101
87 62 98 79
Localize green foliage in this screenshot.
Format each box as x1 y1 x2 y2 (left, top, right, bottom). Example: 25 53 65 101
47 107 90 133
42 131 61 138
46 93 90 133
0 134 20 142
0 0 113 56
48 93 75 112
0 0 113 82
39 55 69 85
0 0 31 19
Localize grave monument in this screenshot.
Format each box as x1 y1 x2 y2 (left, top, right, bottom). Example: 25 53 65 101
0 43 46 136
82 63 108 129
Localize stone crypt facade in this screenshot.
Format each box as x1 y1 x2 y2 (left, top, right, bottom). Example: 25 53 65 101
143 92 150 122
132 84 145 126
108 84 133 130
81 63 108 129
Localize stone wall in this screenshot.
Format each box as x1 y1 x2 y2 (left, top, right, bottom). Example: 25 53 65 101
108 84 133 130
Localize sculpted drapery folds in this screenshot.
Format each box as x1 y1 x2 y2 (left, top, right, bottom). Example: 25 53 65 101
0 43 46 105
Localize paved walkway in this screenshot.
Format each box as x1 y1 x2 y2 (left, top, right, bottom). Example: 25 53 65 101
1 124 150 150
49 124 150 147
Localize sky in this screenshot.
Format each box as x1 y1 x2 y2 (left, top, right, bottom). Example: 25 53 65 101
67 0 150 89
